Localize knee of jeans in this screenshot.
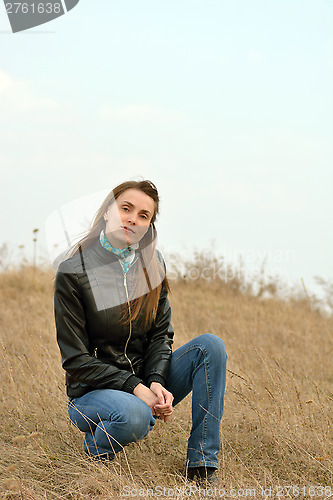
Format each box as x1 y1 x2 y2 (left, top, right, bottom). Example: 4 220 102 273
68 405 96 433
134 406 156 439
199 333 227 362
127 406 156 442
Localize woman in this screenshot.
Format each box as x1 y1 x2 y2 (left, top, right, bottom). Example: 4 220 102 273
54 179 227 484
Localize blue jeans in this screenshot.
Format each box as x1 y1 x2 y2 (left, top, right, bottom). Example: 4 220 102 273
68 333 227 469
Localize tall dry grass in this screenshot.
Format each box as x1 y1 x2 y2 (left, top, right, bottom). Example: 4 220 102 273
0 266 332 499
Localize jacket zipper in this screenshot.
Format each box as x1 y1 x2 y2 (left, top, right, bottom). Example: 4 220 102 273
123 272 135 374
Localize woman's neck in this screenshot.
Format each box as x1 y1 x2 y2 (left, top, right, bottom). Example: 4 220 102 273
104 231 130 249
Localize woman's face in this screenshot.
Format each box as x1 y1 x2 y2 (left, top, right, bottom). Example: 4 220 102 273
104 188 156 248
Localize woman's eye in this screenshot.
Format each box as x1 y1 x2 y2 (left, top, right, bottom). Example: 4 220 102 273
140 214 148 220
122 206 129 212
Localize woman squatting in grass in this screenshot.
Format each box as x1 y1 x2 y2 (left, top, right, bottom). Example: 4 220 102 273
54 179 227 484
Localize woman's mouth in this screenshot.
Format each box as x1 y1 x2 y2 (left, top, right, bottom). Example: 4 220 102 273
121 226 135 233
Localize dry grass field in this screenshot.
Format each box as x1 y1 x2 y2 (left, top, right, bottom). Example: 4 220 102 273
0 266 332 499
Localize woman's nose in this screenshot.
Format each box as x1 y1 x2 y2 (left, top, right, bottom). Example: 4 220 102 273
128 213 137 224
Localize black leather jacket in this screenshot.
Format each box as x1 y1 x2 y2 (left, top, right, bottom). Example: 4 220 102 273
54 239 174 398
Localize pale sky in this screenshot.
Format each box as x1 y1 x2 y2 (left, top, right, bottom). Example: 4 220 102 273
0 0 332 298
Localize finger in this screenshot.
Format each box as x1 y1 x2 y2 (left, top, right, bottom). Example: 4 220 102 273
160 412 173 418
156 390 165 405
165 393 174 406
165 394 174 405
154 403 173 410
161 388 173 401
154 407 173 415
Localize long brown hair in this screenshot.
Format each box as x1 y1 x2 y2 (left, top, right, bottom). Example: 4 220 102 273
71 180 170 329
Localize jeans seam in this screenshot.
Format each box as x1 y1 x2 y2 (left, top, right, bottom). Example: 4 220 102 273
200 345 211 466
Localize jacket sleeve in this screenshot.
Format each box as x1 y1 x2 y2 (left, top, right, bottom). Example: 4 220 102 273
54 260 142 394
144 283 174 388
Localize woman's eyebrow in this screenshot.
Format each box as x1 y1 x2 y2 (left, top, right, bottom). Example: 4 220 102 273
121 201 152 215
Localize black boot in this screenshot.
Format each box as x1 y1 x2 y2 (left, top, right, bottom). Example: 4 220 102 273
187 466 218 484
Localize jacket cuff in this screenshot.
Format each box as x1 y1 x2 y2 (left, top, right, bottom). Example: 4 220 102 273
146 374 166 388
122 375 142 393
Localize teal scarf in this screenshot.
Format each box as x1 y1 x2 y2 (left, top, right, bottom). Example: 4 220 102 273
99 230 138 273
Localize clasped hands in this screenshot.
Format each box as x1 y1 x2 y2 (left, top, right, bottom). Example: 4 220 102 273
133 381 174 423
